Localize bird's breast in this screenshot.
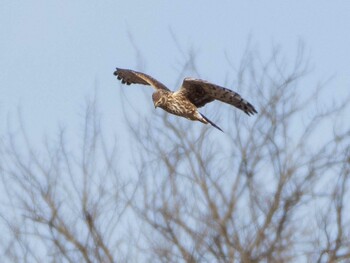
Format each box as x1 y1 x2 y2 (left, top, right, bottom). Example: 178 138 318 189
160 95 197 119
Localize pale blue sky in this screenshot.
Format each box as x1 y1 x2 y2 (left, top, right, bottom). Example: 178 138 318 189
1 1 350 260
1 0 349 143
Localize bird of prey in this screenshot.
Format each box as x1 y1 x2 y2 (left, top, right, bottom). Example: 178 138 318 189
114 68 257 132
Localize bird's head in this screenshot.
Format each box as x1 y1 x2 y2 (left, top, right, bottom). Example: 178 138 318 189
152 91 165 108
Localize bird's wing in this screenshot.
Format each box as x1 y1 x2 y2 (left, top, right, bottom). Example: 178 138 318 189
177 78 257 115
113 68 170 91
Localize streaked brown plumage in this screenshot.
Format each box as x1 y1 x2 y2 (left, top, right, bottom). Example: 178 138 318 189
114 67 257 132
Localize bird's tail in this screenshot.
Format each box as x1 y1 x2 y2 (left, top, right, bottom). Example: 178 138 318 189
200 113 223 132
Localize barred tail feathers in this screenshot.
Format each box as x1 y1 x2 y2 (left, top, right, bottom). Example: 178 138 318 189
200 113 223 132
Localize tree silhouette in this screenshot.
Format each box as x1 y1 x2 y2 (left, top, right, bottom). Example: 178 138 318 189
1 44 349 263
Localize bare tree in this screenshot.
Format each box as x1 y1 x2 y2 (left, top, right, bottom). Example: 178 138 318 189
0 43 349 263
0 99 133 262
127 44 350 263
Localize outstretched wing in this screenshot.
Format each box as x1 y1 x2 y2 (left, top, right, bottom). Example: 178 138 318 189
177 78 257 115
113 68 170 91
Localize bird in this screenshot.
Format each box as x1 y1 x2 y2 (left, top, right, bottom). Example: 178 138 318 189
113 67 257 132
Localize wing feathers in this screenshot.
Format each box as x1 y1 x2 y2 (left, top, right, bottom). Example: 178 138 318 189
113 68 170 91
114 67 257 119
180 78 257 115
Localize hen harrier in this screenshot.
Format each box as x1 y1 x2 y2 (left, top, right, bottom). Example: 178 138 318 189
114 68 257 132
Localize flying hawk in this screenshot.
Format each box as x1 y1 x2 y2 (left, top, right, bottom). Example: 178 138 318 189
114 68 257 132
